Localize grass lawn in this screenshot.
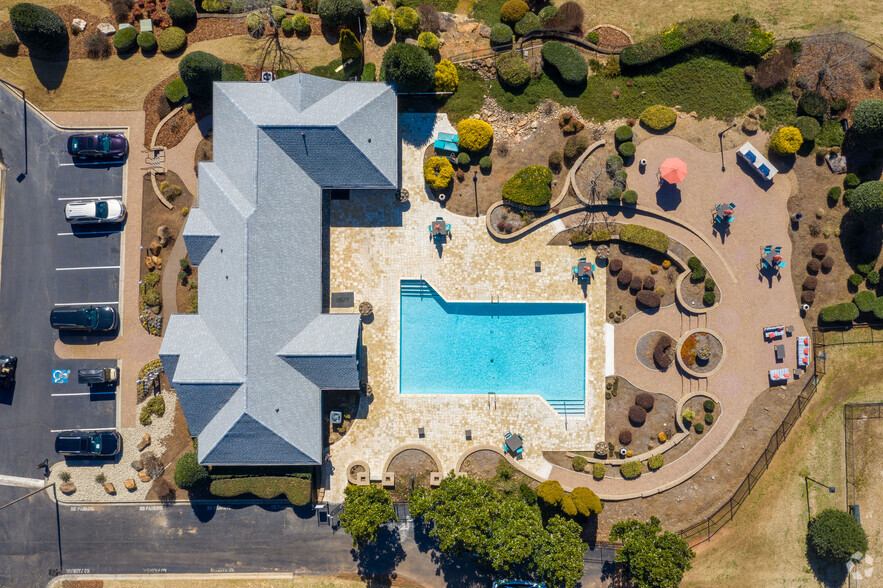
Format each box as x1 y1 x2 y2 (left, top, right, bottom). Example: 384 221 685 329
440 65 487 123
468 0 505 26
682 343 883 587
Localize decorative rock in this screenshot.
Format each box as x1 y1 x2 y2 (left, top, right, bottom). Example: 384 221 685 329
124 479 137 491
148 241 162 255
131 459 143 471
156 225 171 246
60 481 77 494
404 38 418 46
71 18 87 31
826 154 847 174
97 23 116 36
138 471 152 482
144 256 156 271
458 22 478 33
478 25 490 38
150 256 163 270
138 434 151 451
437 12 456 31
103 482 116 494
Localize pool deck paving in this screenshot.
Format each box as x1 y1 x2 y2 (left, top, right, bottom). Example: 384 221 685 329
324 114 608 502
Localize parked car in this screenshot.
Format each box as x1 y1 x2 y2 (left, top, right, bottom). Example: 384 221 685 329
493 582 549 588
64 199 126 224
67 133 128 160
77 367 118 386
0 356 16 387
49 306 118 332
55 430 122 457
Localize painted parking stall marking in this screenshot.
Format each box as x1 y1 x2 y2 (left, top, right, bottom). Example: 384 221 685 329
52 370 70 384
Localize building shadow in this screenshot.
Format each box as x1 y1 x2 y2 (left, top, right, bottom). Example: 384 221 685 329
57 328 119 345
399 112 437 148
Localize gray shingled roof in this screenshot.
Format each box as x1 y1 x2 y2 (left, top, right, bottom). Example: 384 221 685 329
159 74 398 466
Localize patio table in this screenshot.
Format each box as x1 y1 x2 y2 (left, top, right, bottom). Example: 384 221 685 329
577 261 594 279
775 344 785 361
762 252 777 269
714 204 735 223
431 220 446 237
506 434 523 452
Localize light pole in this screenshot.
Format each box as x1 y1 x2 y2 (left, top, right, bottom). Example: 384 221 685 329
805 475 836 522
718 122 737 172
472 170 479 218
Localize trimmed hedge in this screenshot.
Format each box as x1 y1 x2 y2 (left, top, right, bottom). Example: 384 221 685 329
318 0 364 29
619 430 632 444
572 455 587 471
222 62 246 81
628 405 647 426
640 105 676 131
688 256 706 281
617 141 636 158
9 3 67 54
174 451 209 489
137 31 157 51
457 118 494 152
164 77 189 103
619 224 669 253
281 17 295 35
614 125 633 143
704 399 715 412
854 291 877 313
370 6 393 34
0 30 21 56
479 156 492 171
167 0 197 27
622 189 638 205
393 6 420 36
157 26 187 54
496 50 531 88
210 476 311 505
593 462 605 480
538 5 558 24
381 42 435 92
850 181 883 222
502 165 553 206
620 17 775 67
620 461 642 479
541 41 588 85
514 12 540 36
819 302 859 323
457 152 470 166
636 290 661 308
635 392 655 411
490 23 513 47
113 26 138 52
798 91 828 118
647 455 664 471
179 51 223 96
852 99 883 144
362 62 376 81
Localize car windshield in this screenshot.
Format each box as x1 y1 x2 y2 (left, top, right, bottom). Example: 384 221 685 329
90 435 102 453
70 138 80 151
98 135 111 152
85 309 98 328
95 201 108 219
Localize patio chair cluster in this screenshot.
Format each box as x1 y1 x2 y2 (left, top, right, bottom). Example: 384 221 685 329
713 202 736 225
738 142 778 180
764 325 785 340
428 216 450 241
572 257 595 281
504 431 523 456
761 245 786 270
433 132 459 154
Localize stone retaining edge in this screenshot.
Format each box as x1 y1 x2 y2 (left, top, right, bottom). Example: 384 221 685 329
675 327 727 378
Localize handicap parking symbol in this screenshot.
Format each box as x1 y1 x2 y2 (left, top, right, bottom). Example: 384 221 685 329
52 369 70 384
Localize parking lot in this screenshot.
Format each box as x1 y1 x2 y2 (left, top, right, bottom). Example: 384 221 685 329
48 359 118 433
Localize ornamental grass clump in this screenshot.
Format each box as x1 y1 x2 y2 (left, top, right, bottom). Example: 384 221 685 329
620 461 642 479
502 165 553 206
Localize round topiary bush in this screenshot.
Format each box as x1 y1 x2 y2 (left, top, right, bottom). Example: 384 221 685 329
705 412 714 425
291 13 311 34
802 290 815 304
137 31 157 51
164 77 189 103
703 399 715 412
617 141 636 158
538 5 558 24
608 258 623 273
828 186 841 202
795 116 821 141
173 451 209 490
434 59 458 92
622 189 638 205
620 461 642 479
499 0 528 25
703 291 716 306
490 23 513 48
614 125 633 143
619 430 632 445
157 26 187 54
808 508 868 562
418 31 439 51
563 133 589 161
606 154 623 175
423 156 453 191
628 405 647 426
802 276 818 290
381 42 435 92
854 290 877 313
113 26 138 52
850 181 883 222
617 268 632 287
640 105 676 131
548 150 563 169
0 30 21 56
456 151 470 166
9 3 67 54
770 126 803 155
281 17 294 35
179 50 223 96
457 118 494 152
592 462 605 480
514 12 540 36
479 156 492 172
496 50 531 88
571 455 588 471
648 455 664 471
369 6 392 34
812 242 829 258
318 0 364 29
541 41 587 85
820 256 834 273
799 91 829 118
167 0 197 28
807 258 821 274
635 392 655 411
851 99 883 144
694 422 705 433
393 6 420 36
629 275 642 292
844 173 861 189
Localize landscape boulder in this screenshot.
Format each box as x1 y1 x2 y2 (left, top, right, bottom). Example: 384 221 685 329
131 459 143 471
138 471 153 482
97 23 116 36
138 433 151 451
124 478 137 491
71 18 87 31
103 482 116 495
60 481 76 494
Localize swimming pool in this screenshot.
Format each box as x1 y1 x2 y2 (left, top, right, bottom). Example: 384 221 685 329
399 280 585 406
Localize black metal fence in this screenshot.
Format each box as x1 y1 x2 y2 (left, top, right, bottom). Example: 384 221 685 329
677 325 883 547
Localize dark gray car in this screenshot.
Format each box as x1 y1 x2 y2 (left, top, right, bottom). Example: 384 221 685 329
55 430 121 457
49 306 118 331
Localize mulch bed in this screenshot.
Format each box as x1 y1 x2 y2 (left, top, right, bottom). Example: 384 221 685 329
679 276 721 310
175 263 197 313
604 377 676 453
635 330 676 371
679 331 724 374
387 449 436 501
593 25 631 51
605 242 679 323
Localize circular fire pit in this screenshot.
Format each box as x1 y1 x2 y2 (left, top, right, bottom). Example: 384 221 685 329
676 328 725 377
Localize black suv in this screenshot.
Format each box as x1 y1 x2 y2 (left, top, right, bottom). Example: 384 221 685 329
55 431 122 457
49 306 118 332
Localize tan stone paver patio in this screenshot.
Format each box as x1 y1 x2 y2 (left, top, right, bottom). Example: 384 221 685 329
324 114 608 502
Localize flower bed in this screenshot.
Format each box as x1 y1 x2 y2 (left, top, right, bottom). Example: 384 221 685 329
678 331 723 374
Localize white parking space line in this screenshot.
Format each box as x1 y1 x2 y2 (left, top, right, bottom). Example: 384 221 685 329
57 196 121 201
55 265 119 271
57 231 121 236
50 427 116 433
58 162 123 167
0 474 45 489
53 301 119 306
51 391 116 397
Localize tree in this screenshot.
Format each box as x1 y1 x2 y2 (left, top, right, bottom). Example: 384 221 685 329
533 515 588 588
239 0 303 72
317 0 363 29
380 43 435 93
484 496 545 574
799 30 873 99
338 484 397 548
179 51 224 96
167 0 197 28
9 3 67 54
610 516 695 588
808 509 869 562
536 479 565 508
173 451 209 490
849 181 883 225
338 28 362 62
571 486 603 517
852 99 883 144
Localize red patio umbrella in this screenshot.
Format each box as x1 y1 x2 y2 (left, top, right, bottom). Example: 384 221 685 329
660 158 688 184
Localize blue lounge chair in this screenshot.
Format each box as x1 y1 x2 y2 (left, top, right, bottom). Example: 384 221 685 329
774 246 782 254
437 132 459 143
729 202 736 208
778 261 786 268
433 139 459 153
744 150 757 163
727 216 734 223
759 164 770 177
764 245 772 254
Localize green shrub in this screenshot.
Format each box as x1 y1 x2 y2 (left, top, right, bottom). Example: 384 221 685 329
537 479 565 506
816 119 846 148
548 150 563 169
852 99 883 144
620 461 642 479
572 487 603 516
339 28 362 61
164 78 189 103
606 154 623 174
591 228 611 242
621 189 638 205
850 181 883 222
856 260 876 275
563 133 589 161
514 12 540 36
0 30 21 56
694 422 705 433
499 0 528 25
381 42 435 92
586 30 599 44
614 125 633 143
489 23 513 47
293 13 311 34
179 51 223 96
9 3 67 54
318 0 364 29
620 17 774 67
640 105 677 131
617 141 636 158
502 165 553 206
167 0 197 27
705 412 714 425
607 187 622 201
798 90 829 118
479 156 492 171
457 118 494 152
867 270 880 285
361 61 376 81
210 476 311 505
704 277 716 291
808 508 868 563
828 186 842 202
434 59 458 92
795 116 820 141
819 302 859 323
113 26 138 52
139 395 166 425
142 272 161 288
280 17 294 35
222 62 246 81
393 6 420 36
246 12 264 36
457 151 470 166
538 5 558 24
647 455 664 471
495 49 532 87
424 156 453 190
541 41 588 85
848 273 863 287
370 6 392 34
854 290 877 313
140 287 161 308
620 225 669 253
174 452 209 489
157 26 188 54
844 173 861 189
572 455 588 471
688 256 706 281
592 462 605 480
703 399 715 412
703 291 716 306
137 31 157 51
418 31 439 51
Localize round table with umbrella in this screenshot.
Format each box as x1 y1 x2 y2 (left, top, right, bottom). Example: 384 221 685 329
660 157 688 184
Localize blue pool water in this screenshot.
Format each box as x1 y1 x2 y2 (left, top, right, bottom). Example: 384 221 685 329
400 280 585 403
